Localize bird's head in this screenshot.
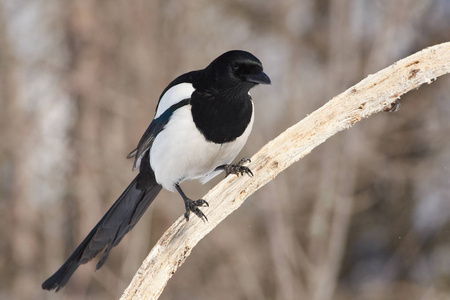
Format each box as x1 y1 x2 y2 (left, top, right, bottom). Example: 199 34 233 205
203 50 271 91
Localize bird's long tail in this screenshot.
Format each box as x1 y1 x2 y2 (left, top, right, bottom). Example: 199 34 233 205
42 174 162 291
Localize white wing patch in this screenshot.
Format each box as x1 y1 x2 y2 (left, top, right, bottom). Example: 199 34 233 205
155 83 195 118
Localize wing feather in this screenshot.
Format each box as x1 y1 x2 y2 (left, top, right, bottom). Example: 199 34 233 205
128 99 191 170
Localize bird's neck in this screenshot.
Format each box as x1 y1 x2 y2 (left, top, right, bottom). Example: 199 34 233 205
190 88 253 144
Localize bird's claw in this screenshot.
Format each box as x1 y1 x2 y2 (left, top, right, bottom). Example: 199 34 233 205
184 198 209 222
237 157 251 165
225 157 253 177
383 100 401 112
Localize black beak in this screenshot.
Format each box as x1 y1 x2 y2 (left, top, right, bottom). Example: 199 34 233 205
245 71 271 85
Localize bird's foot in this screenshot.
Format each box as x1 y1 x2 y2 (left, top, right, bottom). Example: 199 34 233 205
184 198 209 222
224 157 253 177
383 100 401 112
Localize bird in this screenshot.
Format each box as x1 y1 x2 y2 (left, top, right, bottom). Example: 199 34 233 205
41 50 271 291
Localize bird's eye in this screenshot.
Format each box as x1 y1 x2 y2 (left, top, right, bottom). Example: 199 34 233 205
231 62 240 72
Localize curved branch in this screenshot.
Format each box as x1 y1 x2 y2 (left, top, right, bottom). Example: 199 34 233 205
120 42 450 300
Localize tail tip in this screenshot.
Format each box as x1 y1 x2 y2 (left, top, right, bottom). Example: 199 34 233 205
42 280 60 292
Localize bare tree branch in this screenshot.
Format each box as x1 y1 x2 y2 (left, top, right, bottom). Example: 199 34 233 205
120 42 450 300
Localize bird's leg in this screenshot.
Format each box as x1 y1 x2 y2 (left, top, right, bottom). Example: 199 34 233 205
215 157 254 177
175 184 209 222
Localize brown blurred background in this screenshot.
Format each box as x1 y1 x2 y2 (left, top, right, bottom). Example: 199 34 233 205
1 0 450 299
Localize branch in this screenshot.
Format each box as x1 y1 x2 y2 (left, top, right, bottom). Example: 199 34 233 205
120 42 450 300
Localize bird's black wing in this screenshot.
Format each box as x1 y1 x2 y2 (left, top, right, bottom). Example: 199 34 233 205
127 98 191 170
127 70 200 169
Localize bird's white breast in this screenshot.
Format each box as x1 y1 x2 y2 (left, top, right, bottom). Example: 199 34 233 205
150 102 254 191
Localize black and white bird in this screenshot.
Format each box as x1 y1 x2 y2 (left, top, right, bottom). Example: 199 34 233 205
42 50 270 291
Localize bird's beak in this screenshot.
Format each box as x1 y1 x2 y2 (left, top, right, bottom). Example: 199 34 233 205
245 71 271 85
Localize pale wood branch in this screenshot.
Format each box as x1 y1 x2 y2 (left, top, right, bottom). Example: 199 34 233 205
120 42 450 300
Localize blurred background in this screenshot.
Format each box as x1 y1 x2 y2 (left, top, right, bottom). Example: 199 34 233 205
1 0 450 299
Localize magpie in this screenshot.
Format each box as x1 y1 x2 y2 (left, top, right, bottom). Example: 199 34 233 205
42 50 271 291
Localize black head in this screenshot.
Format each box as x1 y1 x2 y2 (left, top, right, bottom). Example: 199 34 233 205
202 50 271 90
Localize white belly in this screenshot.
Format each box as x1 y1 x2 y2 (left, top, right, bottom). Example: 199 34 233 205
150 104 254 192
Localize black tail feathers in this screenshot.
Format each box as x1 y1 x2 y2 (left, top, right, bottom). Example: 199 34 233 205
42 174 162 291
